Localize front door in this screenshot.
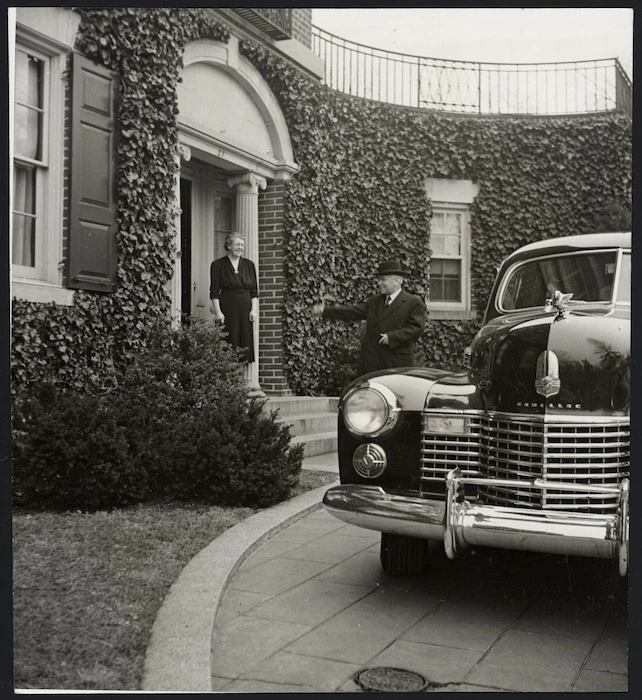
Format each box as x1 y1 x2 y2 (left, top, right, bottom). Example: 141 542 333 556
179 160 236 321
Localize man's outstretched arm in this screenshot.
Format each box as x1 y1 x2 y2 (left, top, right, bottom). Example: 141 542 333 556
312 300 368 322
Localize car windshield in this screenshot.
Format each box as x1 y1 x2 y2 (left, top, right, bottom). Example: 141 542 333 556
501 250 618 311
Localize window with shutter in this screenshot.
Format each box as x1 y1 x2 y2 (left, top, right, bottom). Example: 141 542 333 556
68 53 118 292
11 25 73 305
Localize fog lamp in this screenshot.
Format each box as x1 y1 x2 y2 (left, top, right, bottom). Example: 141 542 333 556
424 415 471 435
352 443 387 478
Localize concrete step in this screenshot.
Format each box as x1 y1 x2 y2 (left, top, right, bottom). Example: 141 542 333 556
278 412 337 437
291 431 338 458
264 396 339 416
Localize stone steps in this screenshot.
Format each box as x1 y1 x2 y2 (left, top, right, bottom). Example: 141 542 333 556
264 396 339 458
264 396 339 416
279 411 337 437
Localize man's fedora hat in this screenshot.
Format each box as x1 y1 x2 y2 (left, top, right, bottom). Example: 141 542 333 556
376 260 407 277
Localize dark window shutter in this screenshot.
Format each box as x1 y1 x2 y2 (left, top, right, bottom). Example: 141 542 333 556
68 53 118 292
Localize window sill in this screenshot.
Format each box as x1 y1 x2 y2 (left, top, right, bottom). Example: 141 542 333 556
426 309 478 321
12 279 75 306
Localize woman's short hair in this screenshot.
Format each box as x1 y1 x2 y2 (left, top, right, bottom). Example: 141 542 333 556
224 233 245 251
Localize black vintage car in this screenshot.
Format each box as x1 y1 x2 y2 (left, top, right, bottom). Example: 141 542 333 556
323 233 630 577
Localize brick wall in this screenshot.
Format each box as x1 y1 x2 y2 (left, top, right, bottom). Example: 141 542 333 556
258 181 292 394
290 8 312 49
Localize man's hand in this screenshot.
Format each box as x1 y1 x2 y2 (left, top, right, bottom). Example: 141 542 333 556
312 302 325 317
249 311 257 323
379 333 389 345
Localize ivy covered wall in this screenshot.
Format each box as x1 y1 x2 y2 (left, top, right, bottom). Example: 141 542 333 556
239 41 631 394
11 8 631 397
12 8 230 393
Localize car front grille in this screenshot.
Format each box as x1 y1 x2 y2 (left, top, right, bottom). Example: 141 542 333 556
421 413 630 513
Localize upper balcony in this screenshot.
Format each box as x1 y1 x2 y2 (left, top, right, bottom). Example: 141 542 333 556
231 8 292 41
312 26 632 118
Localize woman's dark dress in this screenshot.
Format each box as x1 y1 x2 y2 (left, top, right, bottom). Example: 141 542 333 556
210 256 258 363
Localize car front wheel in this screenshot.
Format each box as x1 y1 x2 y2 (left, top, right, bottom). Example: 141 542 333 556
380 532 430 576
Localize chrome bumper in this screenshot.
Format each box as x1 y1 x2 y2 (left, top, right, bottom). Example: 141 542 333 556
322 468 629 576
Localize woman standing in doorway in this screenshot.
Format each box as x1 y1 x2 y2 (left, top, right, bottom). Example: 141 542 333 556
210 233 258 363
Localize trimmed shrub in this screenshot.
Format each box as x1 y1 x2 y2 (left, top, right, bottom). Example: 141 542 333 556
114 318 303 507
12 318 303 511
166 398 303 507
12 384 144 510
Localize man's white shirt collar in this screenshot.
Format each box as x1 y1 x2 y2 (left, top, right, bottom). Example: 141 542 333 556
387 288 402 304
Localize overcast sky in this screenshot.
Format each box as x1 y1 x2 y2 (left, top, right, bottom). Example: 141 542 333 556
312 8 633 80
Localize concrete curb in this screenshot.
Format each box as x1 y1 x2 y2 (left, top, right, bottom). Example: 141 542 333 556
142 481 339 692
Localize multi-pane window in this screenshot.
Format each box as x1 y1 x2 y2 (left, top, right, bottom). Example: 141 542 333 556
12 47 47 276
425 178 477 316
429 206 468 305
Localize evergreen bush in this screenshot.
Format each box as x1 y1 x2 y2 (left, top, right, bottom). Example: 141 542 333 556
12 319 303 511
12 384 143 510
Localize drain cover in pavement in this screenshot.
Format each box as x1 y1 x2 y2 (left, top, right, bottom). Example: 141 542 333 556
355 667 428 692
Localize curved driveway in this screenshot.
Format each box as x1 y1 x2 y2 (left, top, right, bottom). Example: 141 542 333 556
143 453 628 693
209 509 627 693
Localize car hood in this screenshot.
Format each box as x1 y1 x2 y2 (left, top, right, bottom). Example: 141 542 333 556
341 306 629 417
467 306 630 416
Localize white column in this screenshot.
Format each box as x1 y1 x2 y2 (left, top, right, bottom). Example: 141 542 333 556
170 145 191 327
228 171 267 394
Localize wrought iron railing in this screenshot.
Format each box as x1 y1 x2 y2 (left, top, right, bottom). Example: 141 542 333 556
312 26 632 117
232 8 292 40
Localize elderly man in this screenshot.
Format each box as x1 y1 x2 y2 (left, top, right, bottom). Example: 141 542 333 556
312 260 427 376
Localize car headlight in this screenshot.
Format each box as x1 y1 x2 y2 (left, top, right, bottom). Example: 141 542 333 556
343 382 400 437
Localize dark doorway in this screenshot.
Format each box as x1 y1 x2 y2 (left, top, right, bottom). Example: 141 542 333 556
180 178 192 321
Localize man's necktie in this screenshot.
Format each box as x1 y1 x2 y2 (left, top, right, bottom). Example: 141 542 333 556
385 296 392 307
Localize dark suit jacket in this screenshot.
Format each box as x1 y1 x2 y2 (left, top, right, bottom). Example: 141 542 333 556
323 290 427 375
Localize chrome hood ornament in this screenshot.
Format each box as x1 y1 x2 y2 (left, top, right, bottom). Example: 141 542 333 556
535 350 561 397
544 289 573 319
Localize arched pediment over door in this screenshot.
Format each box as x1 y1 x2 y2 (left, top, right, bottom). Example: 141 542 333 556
178 36 298 181
175 36 298 392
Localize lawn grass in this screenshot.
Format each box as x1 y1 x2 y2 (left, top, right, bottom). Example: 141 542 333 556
12 470 338 690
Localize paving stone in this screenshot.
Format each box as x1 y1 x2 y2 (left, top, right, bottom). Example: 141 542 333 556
237 539 301 572
584 622 628 674
366 640 484 686
305 508 338 521
465 629 593 692
284 531 376 564
247 578 374 626
467 662 575 693
214 589 271 627
316 550 388 586
270 517 346 544
356 579 444 616
238 650 361 692
334 523 381 540
572 669 628 692
401 596 523 651
228 556 332 596
210 616 311 678
210 675 234 691
285 587 439 664
222 679 316 692
512 591 611 640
